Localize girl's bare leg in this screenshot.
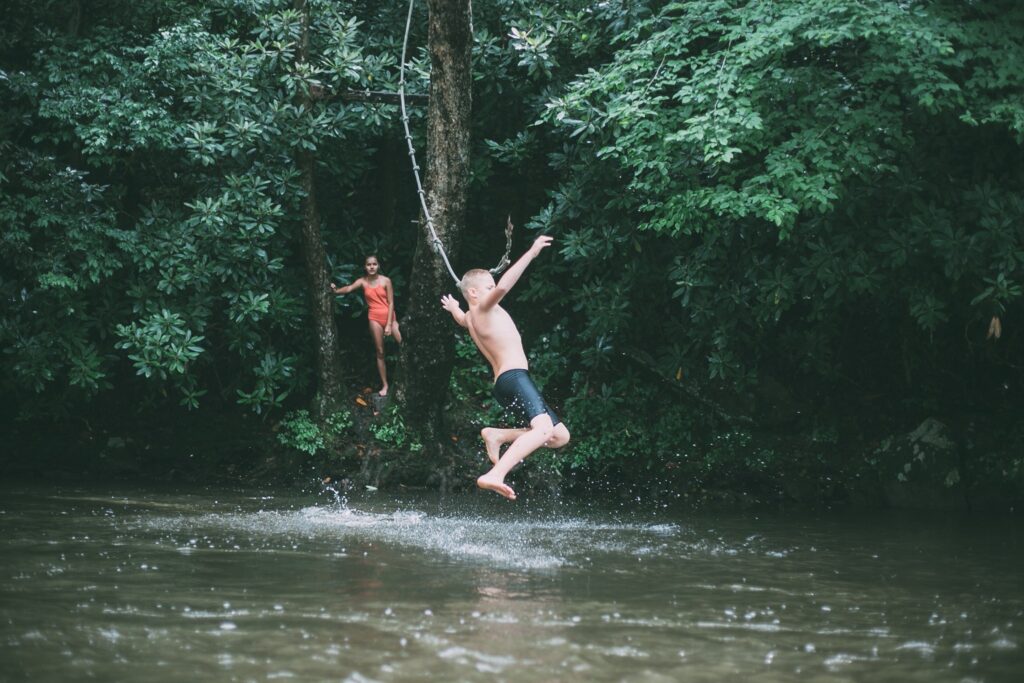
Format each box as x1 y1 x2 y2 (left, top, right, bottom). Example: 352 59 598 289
390 319 402 344
369 321 388 396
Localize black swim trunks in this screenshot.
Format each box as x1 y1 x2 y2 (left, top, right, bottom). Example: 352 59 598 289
492 368 560 427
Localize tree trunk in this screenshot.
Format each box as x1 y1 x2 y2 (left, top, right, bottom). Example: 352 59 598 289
398 0 473 449
376 138 400 234
66 0 82 37
295 0 344 417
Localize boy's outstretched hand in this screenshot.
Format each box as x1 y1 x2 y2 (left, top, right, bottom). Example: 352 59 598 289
529 235 554 257
440 293 461 314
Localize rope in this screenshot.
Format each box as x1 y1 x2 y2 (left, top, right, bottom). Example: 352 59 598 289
398 0 514 284
489 216 514 275
399 0 461 285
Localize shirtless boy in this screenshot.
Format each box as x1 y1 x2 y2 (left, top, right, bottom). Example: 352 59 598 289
441 235 571 500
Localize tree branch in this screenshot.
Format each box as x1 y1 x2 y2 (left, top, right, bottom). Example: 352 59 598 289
325 89 428 106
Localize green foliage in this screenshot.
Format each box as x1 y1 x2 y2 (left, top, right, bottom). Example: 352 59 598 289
115 310 205 380
276 408 352 455
1 0 394 416
529 0 1024 401
2 0 1022 502
562 382 636 469
370 407 422 452
459 1 1024 498
448 337 494 405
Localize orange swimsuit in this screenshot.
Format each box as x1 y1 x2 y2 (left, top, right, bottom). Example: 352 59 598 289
363 284 391 327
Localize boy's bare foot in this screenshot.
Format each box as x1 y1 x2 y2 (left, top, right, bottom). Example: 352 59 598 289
378 386 388 397
480 427 502 465
477 474 516 500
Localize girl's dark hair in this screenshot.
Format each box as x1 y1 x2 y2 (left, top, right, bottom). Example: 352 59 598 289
364 254 379 263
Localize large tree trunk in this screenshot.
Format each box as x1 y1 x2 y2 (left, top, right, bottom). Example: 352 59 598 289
295 0 344 417
297 149 345 417
398 0 473 450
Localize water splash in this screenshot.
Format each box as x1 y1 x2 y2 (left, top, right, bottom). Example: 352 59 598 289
141 502 684 571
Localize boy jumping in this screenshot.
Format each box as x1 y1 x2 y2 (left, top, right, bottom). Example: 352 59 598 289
441 235 571 500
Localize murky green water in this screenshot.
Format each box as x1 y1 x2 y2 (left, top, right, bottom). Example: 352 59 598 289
0 484 1021 682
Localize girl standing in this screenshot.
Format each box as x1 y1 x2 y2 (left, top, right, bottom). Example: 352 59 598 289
330 255 402 397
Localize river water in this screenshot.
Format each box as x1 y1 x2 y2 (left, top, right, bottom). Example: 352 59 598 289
0 484 1020 682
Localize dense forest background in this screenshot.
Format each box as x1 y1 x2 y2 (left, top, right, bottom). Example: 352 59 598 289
2 0 1022 508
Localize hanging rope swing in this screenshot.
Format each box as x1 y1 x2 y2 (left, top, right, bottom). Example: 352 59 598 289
397 0 513 286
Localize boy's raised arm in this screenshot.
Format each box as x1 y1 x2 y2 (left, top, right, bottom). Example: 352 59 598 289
478 235 553 311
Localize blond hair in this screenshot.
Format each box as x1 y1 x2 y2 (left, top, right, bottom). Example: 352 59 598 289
459 269 490 298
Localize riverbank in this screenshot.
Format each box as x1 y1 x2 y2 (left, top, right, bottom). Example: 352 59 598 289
4 395 1021 514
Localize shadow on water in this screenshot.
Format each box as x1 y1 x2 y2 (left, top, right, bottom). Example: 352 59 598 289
1 482 1022 682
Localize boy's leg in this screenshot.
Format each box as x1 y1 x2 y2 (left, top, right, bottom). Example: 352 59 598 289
477 414 556 500
547 423 571 449
480 427 528 465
